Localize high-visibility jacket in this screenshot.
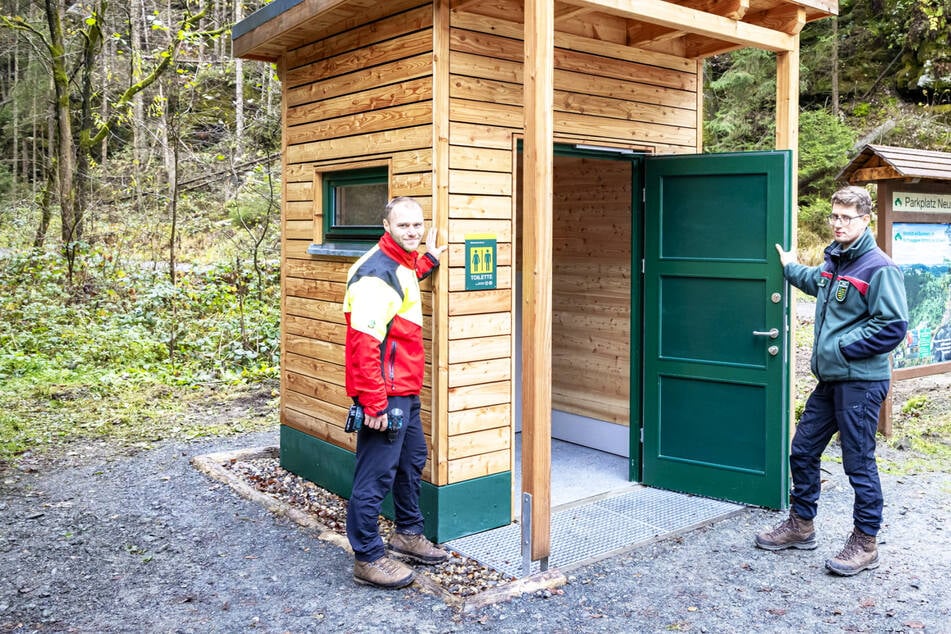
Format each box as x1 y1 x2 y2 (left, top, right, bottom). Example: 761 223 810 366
343 232 438 416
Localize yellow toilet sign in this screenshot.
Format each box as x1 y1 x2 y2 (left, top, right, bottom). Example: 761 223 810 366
465 234 497 290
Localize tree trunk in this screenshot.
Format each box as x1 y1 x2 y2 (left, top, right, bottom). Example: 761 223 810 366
11 24 19 200
100 30 110 161
44 0 80 277
234 0 245 160
33 160 55 249
130 0 147 219
831 17 839 117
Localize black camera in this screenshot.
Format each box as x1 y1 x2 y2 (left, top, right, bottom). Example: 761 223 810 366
345 404 404 437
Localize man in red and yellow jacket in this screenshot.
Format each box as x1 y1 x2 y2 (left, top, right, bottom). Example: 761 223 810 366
343 196 449 589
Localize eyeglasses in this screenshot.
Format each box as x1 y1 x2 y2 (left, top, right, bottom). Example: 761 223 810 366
826 213 868 226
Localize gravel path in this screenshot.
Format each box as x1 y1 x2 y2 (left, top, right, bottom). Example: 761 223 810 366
2 429 949 633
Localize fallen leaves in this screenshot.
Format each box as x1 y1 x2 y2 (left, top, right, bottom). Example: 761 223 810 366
224 456 515 597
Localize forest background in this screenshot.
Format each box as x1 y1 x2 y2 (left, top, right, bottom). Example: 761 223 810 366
0 0 948 471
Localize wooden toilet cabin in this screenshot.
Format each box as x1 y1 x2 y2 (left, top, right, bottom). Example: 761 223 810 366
232 0 837 563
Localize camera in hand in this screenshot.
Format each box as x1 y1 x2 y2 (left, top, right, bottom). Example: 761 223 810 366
386 407 404 442
345 404 403 435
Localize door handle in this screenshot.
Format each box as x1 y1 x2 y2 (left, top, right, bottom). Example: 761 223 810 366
753 328 779 339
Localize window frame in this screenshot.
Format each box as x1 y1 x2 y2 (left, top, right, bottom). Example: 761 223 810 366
313 161 391 246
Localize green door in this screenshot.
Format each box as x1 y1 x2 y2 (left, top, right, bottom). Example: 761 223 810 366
642 151 792 508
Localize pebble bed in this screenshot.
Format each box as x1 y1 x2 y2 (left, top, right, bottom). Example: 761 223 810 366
225 457 515 597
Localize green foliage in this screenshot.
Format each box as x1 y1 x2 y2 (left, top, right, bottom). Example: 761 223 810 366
881 0 951 101
901 394 929 415
0 247 280 465
883 399 951 474
0 164 14 196
798 109 856 195
703 49 776 153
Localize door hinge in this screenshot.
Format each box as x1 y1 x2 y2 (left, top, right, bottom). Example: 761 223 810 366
641 259 645 274
642 187 646 203
640 427 644 443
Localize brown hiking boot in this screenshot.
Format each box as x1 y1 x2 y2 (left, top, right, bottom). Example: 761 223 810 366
388 531 450 565
353 556 415 589
755 511 818 550
825 527 879 576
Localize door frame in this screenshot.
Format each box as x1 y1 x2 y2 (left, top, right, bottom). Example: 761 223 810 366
514 142 645 478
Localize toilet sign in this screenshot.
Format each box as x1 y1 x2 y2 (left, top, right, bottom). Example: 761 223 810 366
464 234 497 290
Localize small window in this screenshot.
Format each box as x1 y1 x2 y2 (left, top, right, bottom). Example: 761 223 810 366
322 167 388 243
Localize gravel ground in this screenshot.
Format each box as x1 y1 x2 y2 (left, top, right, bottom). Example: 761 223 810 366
1 426 949 633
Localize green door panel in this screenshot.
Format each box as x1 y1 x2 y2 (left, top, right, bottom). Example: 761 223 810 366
642 151 792 509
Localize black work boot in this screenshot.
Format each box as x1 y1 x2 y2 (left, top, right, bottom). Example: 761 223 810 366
755 510 818 550
825 527 879 576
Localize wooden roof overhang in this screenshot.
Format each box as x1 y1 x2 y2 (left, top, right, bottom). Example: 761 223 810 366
839 145 951 185
233 0 837 62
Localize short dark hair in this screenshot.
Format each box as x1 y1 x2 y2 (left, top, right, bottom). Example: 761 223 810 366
831 186 872 216
383 196 421 222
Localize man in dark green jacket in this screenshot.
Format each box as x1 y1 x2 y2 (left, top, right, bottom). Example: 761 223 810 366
755 186 909 576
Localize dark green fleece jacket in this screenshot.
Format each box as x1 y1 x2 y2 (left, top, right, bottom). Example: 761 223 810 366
784 228 909 382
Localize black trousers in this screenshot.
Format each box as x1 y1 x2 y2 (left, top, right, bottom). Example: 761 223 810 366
346 394 427 562
789 380 889 536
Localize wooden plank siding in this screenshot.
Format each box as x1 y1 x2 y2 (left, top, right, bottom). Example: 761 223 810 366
277 3 441 472
439 3 699 482
274 0 701 487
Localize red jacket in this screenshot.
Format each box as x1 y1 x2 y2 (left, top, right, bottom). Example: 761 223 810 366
343 233 438 416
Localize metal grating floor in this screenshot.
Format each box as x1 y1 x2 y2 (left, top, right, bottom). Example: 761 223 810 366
446 485 744 578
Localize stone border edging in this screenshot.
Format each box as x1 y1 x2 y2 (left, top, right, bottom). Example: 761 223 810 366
190 446 567 611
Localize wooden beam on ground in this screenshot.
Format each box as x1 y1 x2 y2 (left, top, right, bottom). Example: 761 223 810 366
523 0 554 562
559 0 797 52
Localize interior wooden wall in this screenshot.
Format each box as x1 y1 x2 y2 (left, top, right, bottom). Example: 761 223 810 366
550 156 633 425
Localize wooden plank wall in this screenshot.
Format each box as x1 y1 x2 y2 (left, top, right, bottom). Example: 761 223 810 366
277 0 701 489
445 1 700 482
550 156 632 425
279 0 438 479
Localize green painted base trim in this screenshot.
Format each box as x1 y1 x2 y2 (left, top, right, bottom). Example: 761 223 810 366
279 425 512 543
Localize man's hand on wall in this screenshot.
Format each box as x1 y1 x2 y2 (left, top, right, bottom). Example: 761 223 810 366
426 228 447 259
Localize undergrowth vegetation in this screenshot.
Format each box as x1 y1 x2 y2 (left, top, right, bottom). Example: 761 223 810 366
882 393 951 474
0 247 280 466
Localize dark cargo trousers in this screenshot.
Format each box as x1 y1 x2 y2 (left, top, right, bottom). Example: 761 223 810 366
346 394 427 563
789 380 890 536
